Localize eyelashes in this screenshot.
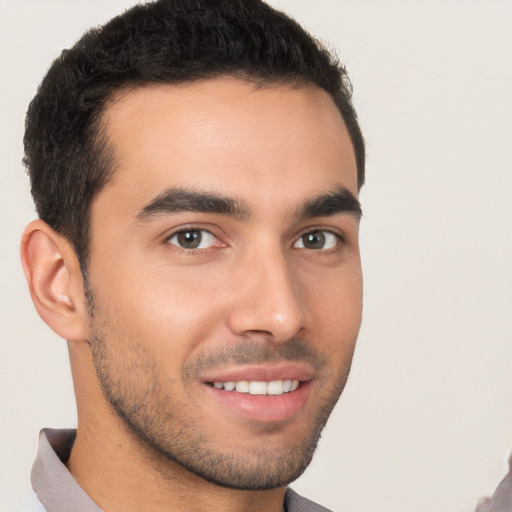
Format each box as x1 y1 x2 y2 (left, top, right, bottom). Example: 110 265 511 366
292 230 340 250
166 227 344 253
167 229 220 250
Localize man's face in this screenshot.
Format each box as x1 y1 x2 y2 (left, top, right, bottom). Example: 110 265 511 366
86 77 362 489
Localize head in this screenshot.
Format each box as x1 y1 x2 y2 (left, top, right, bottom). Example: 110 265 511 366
22 0 365 492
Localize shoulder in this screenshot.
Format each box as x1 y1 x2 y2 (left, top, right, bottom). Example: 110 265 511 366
285 488 333 512
475 454 512 512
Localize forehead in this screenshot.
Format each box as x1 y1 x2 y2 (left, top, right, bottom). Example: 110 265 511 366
96 77 357 217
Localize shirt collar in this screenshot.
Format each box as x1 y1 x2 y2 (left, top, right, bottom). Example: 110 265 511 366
31 428 103 512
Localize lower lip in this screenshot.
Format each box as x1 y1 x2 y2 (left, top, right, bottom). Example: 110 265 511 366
204 381 311 423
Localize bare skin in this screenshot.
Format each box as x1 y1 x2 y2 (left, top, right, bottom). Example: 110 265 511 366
21 77 362 512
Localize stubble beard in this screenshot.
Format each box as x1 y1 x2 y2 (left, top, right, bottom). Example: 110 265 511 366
86 289 354 490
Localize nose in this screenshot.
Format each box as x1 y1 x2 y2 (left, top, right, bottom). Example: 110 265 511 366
227 248 306 343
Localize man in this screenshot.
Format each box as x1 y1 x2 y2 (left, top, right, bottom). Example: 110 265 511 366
19 0 365 510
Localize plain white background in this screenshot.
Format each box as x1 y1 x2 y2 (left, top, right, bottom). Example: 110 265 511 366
0 1 511 511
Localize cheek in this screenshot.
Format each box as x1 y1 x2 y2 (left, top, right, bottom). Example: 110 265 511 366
305 266 363 350
90 260 231 361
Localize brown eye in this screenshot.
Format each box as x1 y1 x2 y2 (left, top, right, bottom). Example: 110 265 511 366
293 230 339 250
168 229 217 250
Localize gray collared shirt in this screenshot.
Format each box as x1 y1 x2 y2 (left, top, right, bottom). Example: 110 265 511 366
30 428 332 512
475 455 512 512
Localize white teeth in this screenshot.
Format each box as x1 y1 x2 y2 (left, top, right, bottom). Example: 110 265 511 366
267 380 284 395
235 381 249 393
249 381 268 395
211 379 301 395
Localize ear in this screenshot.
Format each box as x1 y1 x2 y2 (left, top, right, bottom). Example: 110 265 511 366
20 219 89 342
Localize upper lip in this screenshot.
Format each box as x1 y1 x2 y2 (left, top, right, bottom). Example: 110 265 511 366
199 363 315 383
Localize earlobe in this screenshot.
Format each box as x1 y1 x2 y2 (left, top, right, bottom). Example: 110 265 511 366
20 219 88 342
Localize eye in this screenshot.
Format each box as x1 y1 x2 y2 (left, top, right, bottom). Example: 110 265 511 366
293 230 340 250
167 229 218 250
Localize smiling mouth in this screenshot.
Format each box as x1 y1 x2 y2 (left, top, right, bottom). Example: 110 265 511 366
206 379 300 395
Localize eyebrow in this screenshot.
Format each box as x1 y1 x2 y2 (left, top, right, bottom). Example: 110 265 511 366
136 185 361 222
137 187 250 221
295 186 362 221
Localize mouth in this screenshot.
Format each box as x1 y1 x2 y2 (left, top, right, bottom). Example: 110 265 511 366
206 379 300 395
200 365 313 423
